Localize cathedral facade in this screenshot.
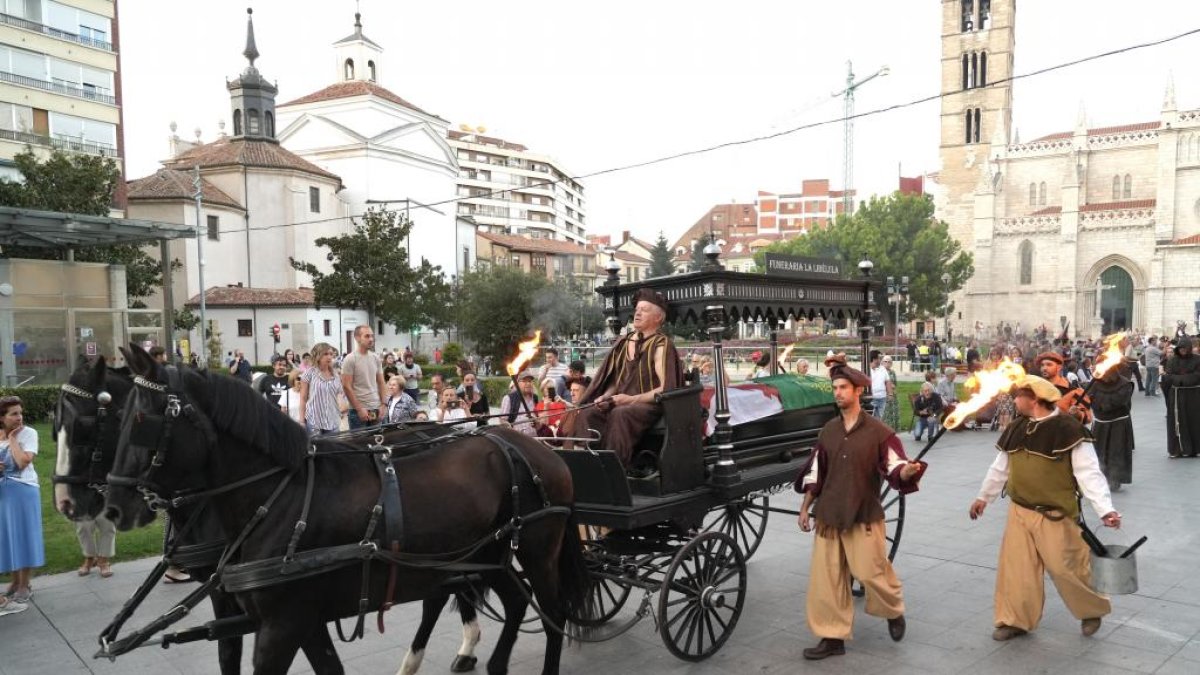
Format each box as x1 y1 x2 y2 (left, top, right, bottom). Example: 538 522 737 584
934 0 1200 338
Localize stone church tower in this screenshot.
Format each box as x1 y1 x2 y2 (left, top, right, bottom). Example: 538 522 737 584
936 0 1015 327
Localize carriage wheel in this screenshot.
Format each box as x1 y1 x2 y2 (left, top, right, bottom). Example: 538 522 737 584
657 531 747 662
573 574 633 627
852 485 906 597
701 495 769 561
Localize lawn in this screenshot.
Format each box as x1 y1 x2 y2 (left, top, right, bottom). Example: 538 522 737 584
2 422 165 581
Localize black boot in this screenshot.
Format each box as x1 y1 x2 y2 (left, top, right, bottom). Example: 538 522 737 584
803 638 845 660
888 615 907 641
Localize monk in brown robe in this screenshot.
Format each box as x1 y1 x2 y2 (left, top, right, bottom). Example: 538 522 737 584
794 354 926 660
568 289 683 466
1038 352 1092 424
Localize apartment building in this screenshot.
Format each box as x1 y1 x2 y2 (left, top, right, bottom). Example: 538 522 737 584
450 129 587 244
0 0 121 203
756 179 855 233
475 230 594 280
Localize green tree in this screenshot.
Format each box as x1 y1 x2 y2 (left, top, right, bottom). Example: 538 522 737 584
173 307 200 333
456 264 549 363
756 193 973 329
290 207 453 335
648 232 675 278
0 148 177 301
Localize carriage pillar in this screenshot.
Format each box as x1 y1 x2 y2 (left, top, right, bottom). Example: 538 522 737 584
706 304 739 487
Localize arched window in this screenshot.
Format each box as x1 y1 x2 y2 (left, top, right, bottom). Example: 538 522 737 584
1039 182 1047 205
962 54 970 90
1112 175 1121 200
979 51 987 86
264 111 274 138
247 108 260 135
973 108 982 143
1029 183 1037 207
368 60 376 82
965 110 973 144
979 0 991 29
344 58 355 80
961 0 974 32
1019 240 1033 285
970 53 978 88
232 109 242 136
1123 174 1132 199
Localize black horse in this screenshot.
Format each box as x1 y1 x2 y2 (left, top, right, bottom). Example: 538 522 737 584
54 356 346 674
105 345 588 675
58 356 490 674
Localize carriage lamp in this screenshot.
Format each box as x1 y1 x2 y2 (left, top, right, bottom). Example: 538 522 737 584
605 251 621 284
858 260 874 369
705 304 739 488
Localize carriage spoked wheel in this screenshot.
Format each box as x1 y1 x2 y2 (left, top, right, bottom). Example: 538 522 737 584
701 494 769 561
657 531 747 661
851 484 906 597
569 524 633 626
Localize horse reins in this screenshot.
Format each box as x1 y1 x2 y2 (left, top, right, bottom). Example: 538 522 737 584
52 383 113 494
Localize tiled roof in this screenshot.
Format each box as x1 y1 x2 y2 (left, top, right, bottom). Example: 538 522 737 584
127 169 244 210
614 251 649 264
448 129 527 152
281 80 440 120
1169 234 1200 245
1031 206 1062 216
1028 121 1160 143
184 286 315 308
671 203 758 252
164 137 341 184
1080 198 1156 212
477 231 590 255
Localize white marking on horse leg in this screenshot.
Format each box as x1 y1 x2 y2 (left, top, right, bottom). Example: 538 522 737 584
397 647 424 675
457 618 481 657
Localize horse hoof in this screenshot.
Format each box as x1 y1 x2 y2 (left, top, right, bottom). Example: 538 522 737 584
451 655 478 672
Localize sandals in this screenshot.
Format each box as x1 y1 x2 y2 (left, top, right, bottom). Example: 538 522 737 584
78 557 96 576
0 596 28 616
163 569 193 584
96 558 114 578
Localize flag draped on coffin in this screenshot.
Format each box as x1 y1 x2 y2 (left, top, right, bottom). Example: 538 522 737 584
699 374 834 435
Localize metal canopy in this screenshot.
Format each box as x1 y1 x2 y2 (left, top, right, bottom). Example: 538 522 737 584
0 205 195 248
596 251 879 327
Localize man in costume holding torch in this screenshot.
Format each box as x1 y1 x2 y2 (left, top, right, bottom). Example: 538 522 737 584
1038 352 1092 424
969 375 1121 641
795 354 927 660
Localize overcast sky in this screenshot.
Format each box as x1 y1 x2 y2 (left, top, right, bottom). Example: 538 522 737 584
118 1 1200 244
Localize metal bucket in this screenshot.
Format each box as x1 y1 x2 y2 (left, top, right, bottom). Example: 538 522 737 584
1091 545 1138 595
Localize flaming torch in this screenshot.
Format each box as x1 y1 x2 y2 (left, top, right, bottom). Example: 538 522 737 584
912 358 1026 462
1082 333 1127 401
505 330 543 418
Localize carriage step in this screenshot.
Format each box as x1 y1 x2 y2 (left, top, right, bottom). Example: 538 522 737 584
161 614 258 647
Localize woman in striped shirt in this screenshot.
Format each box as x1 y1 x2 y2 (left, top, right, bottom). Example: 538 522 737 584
300 342 343 436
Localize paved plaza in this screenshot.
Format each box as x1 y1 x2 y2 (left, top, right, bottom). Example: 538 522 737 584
5 392 1200 674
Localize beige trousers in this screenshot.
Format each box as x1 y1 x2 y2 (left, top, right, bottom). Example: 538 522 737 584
807 520 904 640
994 503 1111 630
75 514 116 558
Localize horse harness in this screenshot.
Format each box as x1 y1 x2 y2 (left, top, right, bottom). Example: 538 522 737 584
52 383 113 494
108 370 571 647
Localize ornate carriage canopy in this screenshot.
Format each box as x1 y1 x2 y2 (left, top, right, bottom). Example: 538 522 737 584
595 267 880 327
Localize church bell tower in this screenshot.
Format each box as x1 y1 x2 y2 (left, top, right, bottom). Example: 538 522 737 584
937 0 1015 244
227 8 279 142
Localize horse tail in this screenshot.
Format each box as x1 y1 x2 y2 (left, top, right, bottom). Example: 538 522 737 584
556 510 591 627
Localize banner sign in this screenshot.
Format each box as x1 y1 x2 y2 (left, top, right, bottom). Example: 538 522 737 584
763 253 842 279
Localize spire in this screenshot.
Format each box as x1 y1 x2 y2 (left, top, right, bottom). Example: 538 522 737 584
243 8 259 68
1074 101 1087 135
1163 73 1177 112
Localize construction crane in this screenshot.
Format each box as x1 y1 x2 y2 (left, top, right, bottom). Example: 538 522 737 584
833 61 889 215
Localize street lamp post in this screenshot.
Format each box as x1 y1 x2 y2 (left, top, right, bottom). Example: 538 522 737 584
941 272 952 342
886 275 909 360
858 260 874 368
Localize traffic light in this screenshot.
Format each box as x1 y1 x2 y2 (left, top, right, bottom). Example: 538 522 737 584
271 323 281 343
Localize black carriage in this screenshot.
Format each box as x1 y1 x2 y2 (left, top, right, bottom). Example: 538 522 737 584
559 248 901 661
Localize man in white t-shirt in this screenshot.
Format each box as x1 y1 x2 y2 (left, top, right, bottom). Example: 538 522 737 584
869 350 889 419
397 351 423 404
341 325 386 430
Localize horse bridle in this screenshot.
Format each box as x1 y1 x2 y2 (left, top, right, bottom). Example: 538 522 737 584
106 367 208 511
51 383 114 494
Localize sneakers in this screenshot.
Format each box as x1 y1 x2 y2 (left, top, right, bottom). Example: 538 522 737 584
0 597 27 617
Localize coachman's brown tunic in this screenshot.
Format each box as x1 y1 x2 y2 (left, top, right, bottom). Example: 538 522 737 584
569 330 683 466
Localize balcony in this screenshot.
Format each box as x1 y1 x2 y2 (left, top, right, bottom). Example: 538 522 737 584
0 12 113 51
0 127 116 156
0 70 116 105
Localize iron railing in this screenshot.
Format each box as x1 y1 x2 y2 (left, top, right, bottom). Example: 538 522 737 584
0 127 115 156
0 70 116 104
0 12 113 51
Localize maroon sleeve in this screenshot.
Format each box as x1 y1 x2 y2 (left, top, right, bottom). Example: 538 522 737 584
793 443 826 495
880 434 927 494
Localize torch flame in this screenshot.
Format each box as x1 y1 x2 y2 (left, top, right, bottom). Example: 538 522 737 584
1090 333 1127 380
506 330 543 377
943 358 1025 429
